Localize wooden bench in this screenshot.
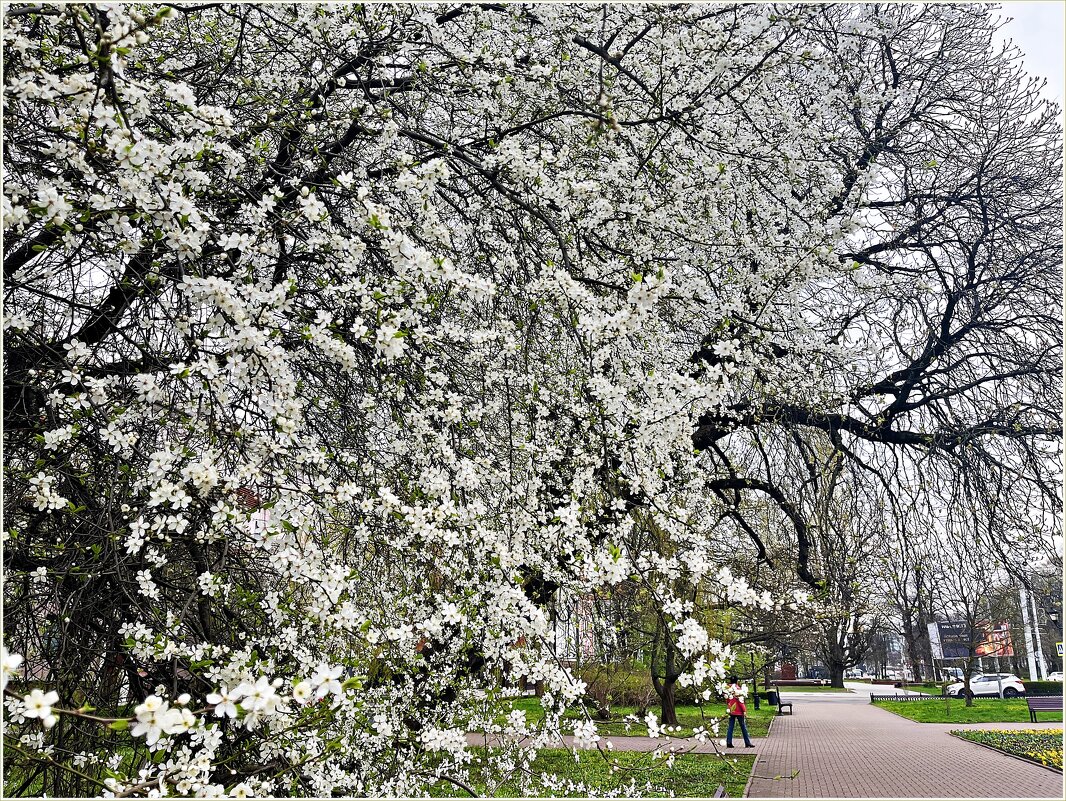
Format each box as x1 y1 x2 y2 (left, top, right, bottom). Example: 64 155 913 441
1026 695 1063 722
712 785 727 798
773 685 794 715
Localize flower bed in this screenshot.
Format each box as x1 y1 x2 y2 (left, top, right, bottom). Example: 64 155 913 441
950 729 1063 771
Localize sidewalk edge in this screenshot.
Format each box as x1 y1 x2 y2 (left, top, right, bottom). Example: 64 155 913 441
743 710 777 798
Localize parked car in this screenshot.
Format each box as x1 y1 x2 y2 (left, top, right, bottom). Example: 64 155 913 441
1047 671 1064 682
945 673 1026 699
885 668 914 682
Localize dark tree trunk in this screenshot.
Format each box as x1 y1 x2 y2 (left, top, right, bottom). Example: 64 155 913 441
963 660 975 707
750 661 760 710
829 663 846 689
650 617 682 726
660 679 679 726
901 614 923 683
826 632 847 688
918 608 935 681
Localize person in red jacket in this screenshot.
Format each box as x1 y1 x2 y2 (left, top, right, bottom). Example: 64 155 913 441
725 675 754 748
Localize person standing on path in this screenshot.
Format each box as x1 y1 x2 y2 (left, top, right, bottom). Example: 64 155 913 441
724 674 754 748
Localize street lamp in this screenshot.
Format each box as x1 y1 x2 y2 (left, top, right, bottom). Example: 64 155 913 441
750 652 760 710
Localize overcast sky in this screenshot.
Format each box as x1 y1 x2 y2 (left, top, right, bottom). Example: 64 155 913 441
992 1 1065 105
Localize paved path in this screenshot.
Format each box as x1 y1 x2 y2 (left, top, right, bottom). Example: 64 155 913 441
745 687 1063 798
837 682 930 698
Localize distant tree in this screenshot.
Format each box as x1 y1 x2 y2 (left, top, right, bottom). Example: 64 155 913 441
929 487 1024 705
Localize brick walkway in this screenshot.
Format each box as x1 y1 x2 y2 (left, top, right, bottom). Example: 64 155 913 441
745 693 1063 798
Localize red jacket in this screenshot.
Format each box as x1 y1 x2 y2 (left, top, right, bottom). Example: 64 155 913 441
727 695 746 716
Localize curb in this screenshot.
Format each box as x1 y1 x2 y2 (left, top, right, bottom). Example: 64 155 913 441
742 751 759 798
947 731 1063 774
743 710 777 797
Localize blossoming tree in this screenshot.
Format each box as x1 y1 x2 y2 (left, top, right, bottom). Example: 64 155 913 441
3 2 1060 797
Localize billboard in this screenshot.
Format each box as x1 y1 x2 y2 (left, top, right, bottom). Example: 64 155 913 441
976 618 1010 657
975 620 1014 657
928 620 1014 660
929 620 968 659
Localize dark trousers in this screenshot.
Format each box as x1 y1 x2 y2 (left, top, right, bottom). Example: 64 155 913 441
726 714 752 746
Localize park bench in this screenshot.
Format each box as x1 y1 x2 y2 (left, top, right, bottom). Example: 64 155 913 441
712 784 727 797
1026 695 1063 722
772 685 794 715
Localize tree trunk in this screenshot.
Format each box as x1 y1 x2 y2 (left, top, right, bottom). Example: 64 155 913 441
918 608 935 681
826 633 847 688
750 661 760 710
660 679 679 726
650 617 682 725
829 662 846 689
901 615 923 683
963 660 975 707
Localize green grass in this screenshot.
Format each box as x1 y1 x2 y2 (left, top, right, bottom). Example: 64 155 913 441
951 729 1063 770
503 696 777 739
430 749 757 797
873 698 1063 724
774 685 851 693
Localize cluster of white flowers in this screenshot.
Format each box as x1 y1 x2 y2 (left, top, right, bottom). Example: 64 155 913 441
675 617 710 658
42 425 75 451
131 696 197 746
206 686 243 718
418 726 468 756
2 648 24 690
135 569 160 600
197 572 224 598
34 182 72 224
717 680 749 701
22 689 60 729
307 664 343 700
28 473 66 512
571 719 600 749
644 711 662 739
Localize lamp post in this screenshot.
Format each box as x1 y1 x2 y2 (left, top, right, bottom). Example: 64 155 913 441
1019 584 1040 681
1030 591 1049 678
750 652 760 710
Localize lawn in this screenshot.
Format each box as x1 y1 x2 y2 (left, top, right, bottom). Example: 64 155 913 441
430 749 757 797
951 729 1063 770
503 696 777 739
775 685 851 693
873 698 1063 724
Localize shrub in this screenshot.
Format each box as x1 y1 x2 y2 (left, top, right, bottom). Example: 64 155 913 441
576 663 768 714
578 663 658 716
1024 681 1064 697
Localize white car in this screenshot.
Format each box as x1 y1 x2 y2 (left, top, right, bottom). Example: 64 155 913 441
1047 671 1064 682
945 673 1026 699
